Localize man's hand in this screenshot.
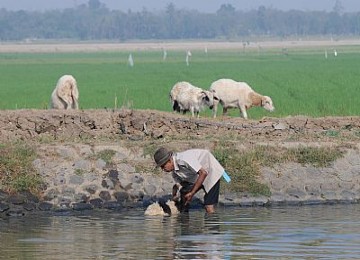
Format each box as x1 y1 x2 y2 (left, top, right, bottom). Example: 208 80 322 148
184 168 208 205
184 191 195 205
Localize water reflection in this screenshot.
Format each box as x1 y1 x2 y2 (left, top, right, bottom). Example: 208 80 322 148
1 204 360 259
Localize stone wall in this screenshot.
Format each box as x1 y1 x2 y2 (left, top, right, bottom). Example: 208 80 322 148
1 109 360 216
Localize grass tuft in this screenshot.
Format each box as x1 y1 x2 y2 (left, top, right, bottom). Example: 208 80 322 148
0 142 43 193
94 149 117 164
213 144 345 196
288 146 344 167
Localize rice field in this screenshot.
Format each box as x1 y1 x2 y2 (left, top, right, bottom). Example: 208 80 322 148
0 44 359 119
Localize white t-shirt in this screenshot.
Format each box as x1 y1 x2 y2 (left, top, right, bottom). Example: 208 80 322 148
172 149 224 192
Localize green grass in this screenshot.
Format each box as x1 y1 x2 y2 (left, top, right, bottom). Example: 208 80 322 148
0 142 44 193
1 46 360 118
213 143 345 196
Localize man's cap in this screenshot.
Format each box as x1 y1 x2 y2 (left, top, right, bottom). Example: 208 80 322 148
154 147 172 167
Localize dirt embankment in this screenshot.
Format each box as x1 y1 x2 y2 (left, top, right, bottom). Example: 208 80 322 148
1 109 360 145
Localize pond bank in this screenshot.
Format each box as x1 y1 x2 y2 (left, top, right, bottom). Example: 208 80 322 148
1 109 360 217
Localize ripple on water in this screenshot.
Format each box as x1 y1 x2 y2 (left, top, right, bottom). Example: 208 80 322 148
0 205 359 259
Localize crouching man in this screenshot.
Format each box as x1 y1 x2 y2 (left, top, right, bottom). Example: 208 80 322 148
154 147 227 214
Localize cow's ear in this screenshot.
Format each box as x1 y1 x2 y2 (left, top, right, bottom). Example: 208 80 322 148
211 90 220 100
200 91 207 97
200 91 209 101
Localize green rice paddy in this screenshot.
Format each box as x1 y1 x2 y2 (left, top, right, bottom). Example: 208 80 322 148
1 45 359 119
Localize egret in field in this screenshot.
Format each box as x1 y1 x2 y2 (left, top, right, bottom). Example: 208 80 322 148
325 49 328 59
186 50 192 66
163 49 167 61
334 49 338 57
128 53 134 67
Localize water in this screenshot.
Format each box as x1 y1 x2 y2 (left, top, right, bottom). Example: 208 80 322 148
1 204 359 259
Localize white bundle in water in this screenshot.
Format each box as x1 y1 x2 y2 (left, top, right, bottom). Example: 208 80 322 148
144 200 180 216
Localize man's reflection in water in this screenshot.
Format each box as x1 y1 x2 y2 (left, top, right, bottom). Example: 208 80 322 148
172 211 231 259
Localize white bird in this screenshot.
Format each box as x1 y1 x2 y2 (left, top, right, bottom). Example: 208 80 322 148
163 49 167 61
334 49 338 57
128 53 134 67
185 50 192 66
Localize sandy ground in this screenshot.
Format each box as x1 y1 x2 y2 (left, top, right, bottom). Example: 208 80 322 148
1 39 360 53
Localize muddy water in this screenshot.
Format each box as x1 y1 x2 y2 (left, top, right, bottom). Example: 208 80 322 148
1 204 359 259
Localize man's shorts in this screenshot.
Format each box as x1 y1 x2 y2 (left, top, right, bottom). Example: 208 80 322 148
203 180 220 205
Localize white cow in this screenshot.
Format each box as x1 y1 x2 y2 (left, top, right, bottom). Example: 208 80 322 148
169 81 218 118
50 75 79 109
210 78 274 119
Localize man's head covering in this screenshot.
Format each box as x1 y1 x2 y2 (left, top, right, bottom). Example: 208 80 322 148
154 147 172 167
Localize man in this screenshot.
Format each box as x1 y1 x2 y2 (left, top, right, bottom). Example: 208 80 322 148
154 147 226 214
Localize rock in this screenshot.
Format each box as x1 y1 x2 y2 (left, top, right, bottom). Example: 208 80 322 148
102 201 122 210
74 193 89 203
108 169 119 180
74 160 91 171
72 203 93 211
89 198 103 208
43 188 59 201
144 184 157 196
99 191 111 201
38 202 53 211
101 179 110 188
96 159 106 169
84 184 98 194
69 175 84 185
127 135 143 141
23 202 36 211
102 179 115 189
59 199 71 209
0 202 10 212
113 191 129 202
131 117 146 131
19 191 39 203
54 174 66 185
7 194 26 205
152 129 165 139
6 209 25 217
0 190 9 200
85 172 99 183
131 174 144 184
57 147 76 159
118 164 135 173
62 187 76 197
273 122 288 130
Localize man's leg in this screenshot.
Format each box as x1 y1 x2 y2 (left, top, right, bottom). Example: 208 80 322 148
203 180 220 214
205 204 215 214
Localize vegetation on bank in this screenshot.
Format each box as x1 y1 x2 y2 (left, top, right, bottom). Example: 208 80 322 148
213 144 345 196
0 142 43 194
0 141 347 196
1 46 360 119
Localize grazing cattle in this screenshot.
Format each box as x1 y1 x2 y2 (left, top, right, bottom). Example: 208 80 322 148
169 81 218 118
50 75 79 109
210 78 274 119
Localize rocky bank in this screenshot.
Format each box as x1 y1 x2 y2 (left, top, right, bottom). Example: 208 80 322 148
1 109 360 217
